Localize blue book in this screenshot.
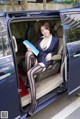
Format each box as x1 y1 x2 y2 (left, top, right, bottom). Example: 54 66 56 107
23 40 39 56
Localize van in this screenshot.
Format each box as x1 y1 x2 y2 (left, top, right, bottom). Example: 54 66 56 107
0 7 80 119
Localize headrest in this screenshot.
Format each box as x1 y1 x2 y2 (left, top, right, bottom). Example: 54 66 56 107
57 26 63 38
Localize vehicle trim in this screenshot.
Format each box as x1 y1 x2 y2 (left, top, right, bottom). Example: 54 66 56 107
69 86 80 95
0 73 11 80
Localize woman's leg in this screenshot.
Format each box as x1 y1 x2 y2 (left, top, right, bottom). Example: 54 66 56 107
25 51 37 87
27 64 44 114
25 51 37 71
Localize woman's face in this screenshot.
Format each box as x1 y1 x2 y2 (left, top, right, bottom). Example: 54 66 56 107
41 26 50 37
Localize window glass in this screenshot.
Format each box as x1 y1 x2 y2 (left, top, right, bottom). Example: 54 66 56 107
0 37 3 57
2 35 11 56
62 13 80 43
0 18 11 57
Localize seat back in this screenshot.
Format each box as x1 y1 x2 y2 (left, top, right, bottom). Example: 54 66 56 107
27 22 40 46
57 26 63 54
51 26 63 61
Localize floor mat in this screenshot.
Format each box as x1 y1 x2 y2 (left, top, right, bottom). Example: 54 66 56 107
19 74 29 97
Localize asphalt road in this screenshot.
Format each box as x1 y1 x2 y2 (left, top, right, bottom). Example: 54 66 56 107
28 93 80 119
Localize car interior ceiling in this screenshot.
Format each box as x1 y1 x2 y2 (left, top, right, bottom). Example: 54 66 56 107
10 18 64 90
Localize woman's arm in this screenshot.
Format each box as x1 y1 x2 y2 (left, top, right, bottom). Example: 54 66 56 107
45 53 52 61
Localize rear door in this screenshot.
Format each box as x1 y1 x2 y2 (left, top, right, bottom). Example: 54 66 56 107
60 10 80 96
0 17 20 119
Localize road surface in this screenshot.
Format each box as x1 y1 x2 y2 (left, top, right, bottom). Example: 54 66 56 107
28 93 80 119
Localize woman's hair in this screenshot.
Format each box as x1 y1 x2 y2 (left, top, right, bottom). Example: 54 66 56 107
40 22 52 34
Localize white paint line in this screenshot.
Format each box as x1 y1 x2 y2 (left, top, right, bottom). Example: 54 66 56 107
51 97 80 119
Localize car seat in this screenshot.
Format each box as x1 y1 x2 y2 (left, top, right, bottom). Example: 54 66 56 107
27 22 40 46
36 26 63 81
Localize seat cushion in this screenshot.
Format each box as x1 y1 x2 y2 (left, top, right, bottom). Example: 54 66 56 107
36 61 60 82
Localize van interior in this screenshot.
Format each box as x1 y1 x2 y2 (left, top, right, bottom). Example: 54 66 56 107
10 17 65 112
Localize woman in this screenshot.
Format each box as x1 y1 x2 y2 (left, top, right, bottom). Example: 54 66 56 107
25 22 59 114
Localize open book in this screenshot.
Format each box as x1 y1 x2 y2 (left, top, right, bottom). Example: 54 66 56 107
23 40 39 56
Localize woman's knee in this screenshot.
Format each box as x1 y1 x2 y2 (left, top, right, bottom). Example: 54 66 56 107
25 51 33 58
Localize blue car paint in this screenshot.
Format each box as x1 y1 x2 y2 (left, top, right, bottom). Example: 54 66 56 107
0 56 14 72
60 7 80 13
0 55 21 119
67 42 80 96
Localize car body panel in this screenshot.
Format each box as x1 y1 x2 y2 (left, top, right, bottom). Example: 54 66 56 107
0 55 21 119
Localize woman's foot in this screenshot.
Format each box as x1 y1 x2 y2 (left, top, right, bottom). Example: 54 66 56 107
29 102 37 115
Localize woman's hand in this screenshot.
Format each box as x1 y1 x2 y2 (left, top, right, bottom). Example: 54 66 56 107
27 47 32 52
45 53 52 61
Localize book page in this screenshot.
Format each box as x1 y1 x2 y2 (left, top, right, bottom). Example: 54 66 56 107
23 40 39 56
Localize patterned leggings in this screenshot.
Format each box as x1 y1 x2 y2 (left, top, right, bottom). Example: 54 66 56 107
25 51 44 114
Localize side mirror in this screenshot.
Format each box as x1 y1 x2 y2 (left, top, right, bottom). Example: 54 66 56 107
12 36 18 52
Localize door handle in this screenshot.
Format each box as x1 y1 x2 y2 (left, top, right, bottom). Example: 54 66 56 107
73 53 80 58
0 73 11 81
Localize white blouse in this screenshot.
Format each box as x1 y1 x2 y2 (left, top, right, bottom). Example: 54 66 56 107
39 35 52 69
40 35 52 50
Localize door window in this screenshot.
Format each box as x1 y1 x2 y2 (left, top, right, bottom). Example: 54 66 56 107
0 37 3 57
0 34 11 57
0 18 11 57
61 13 80 43
2 35 11 56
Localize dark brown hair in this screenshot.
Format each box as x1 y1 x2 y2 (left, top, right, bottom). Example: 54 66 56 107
40 22 52 34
